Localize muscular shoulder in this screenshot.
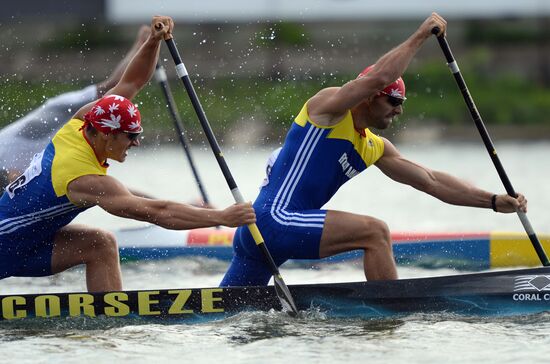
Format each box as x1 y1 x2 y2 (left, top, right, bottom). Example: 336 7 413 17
72 100 98 121
67 174 125 207
381 137 398 156
307 87 347 126
375 138 402 169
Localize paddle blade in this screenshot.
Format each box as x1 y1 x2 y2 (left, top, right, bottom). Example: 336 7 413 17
273 274 298 316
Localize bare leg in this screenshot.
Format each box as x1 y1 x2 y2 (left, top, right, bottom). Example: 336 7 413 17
51 224 122 292
96 25 150 95
319 210 398 280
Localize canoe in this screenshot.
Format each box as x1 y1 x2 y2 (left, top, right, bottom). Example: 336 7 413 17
2 266 550 322
114 225 550 270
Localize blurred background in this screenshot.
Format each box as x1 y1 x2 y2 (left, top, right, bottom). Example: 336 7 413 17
1 0 549 146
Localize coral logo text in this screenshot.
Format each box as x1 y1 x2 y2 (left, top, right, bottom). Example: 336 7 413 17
513 275 550 301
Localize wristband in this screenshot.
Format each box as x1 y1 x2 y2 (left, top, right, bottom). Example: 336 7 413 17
491 194 498 212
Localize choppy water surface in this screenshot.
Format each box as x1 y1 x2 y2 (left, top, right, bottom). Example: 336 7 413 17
2 142 550 363
4 312 550 363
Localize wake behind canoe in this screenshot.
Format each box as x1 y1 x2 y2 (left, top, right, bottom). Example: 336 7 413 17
2 267 550 323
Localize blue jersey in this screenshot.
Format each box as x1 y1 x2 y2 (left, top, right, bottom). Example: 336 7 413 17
254 102 384 221
0 119 108 242
221 102 385 286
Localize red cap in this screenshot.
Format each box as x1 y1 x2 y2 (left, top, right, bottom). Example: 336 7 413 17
357 65 406 100
82 95 143 134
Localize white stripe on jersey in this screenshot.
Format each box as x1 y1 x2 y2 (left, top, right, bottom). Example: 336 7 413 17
0 203 78 235
270 125 326 228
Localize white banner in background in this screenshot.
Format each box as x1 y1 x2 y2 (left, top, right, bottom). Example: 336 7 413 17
106 0 550 23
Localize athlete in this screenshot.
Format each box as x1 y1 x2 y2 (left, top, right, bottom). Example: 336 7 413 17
221 13 527 286
0 26 151 189
0 16 256 292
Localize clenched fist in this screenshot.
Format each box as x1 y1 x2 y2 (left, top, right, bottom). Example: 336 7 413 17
151 15 174 41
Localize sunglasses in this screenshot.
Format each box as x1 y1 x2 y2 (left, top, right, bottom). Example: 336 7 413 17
385 95 405 107
124 132 142 142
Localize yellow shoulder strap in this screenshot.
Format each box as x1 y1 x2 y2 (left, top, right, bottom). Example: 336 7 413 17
51 119 107 197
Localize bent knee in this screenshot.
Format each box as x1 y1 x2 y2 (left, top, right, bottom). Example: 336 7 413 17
363 218 391 248
87 230 119 261
52 227 120 272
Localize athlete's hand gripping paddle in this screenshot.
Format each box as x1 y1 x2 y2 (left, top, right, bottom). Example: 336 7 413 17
431 27 549 266
162 34 299 315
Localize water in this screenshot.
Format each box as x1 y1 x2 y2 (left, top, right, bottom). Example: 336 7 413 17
1 141 550 363
74 140 550 233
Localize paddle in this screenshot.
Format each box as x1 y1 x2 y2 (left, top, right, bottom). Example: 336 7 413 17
431 27 550 266
162 35 299 315
155 63 211 206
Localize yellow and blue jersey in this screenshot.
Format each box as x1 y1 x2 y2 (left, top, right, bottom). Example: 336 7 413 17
222 102 385 286
0 119 107 241
255 102 384 225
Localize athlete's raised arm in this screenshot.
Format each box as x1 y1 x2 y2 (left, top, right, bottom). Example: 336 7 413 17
73 16 174 120
307 13 446 125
